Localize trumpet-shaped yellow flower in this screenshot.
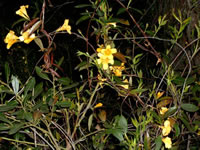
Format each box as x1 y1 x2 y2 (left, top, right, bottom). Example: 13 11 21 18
160 107 168 115
162 137 172 149
110 63 125 77
16 5 30 20
97 53 114 70
161 120 172 136
56 19 71 34
4 30 19 49
94 103 103 109
156 91 164 99
19 29 36 44
101 45 117 59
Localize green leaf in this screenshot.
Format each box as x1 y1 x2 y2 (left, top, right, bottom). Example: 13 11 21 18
181 103 199 112
112 129 124 141
55 101 71 108
113 76 124 84
117 8 126 15
32 82 43 100
8 123 24 135
0 123 10 131
75 4 91 8
180 115 193 132
62 82 79 90
174 123 180 137
0 113 12 124
34 37 44 50
76 15 90 25
163 106 177 119
24 112 33 122
24 77 36 95
11 75 20 94
35 66 50 81
4 62 10 83
0 86 14 94
88 114 93 131
57 77 71 85
0 101 18 112
172 76 195 86
155 136 162 150
117 115 128 134
130 89 147 95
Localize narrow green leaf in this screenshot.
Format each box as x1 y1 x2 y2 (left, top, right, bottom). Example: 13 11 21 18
32 82 43 100
34 37 44 50
110 128 124 141
24 77 36 95
0 123 10 131
57 77 71 85
0 101 18 112
155 136 162 150
180 116 193 132
75 4 91 8
24 112 33 122
76 15 90 25
181 103 199 112
0 113 12 124
35 66 50 81
174 123 180 137
130 89 147 95
163 106 177 119
117 8 126 15
4 62 10 83
62 82 79 90
8 123 24 135
55 101 71 108
88 114 93 131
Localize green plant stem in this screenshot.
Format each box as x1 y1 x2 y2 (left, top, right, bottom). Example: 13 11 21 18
71 83 100 138
1 137 48 147
75 129 104 144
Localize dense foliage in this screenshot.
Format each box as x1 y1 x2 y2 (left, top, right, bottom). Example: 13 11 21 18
0 0 200 149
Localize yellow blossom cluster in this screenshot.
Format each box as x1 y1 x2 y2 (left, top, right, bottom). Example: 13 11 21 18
97 45 117 70
4 5 36 49
159 109 173 149
110 63 125 77
4 5 72 50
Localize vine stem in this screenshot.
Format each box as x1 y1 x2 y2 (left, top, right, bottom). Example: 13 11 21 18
72 83 100 139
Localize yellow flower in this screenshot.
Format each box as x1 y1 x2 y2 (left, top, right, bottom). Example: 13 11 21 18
16 5 30 20
107 22 117 27
94 103 103 109
56 19 71 34
101 45 117 59
120 79 129 89
161 120 172 136
162 137 172 149
4 30 19 49
110 63 125 77
97 53 114 70
19 29 36 44
160 107 168 115
156 91 164 99
97 44 104 53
